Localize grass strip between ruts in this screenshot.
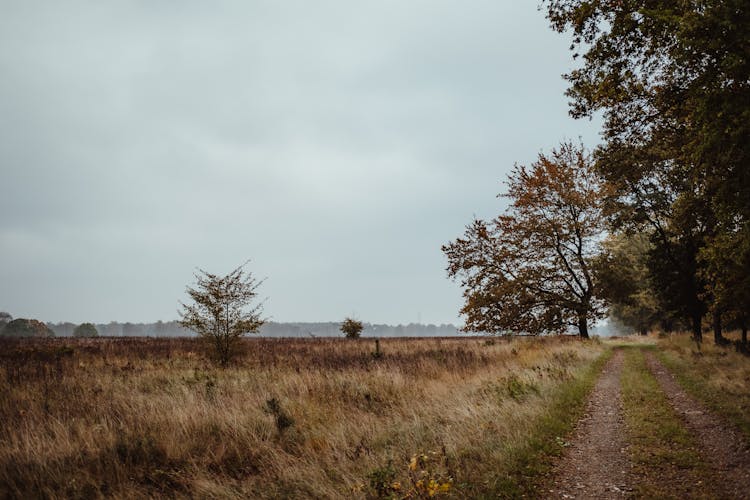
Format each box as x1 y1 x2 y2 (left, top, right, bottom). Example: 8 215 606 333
620 346 709 498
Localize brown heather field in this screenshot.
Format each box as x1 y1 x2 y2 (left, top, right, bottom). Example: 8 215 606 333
0 336 607 499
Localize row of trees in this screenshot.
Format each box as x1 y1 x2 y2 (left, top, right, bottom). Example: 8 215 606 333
43 318 454 338
48 321 179 337
548 0 749 346
444 1 749 344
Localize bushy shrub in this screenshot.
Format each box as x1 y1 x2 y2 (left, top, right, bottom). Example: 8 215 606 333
340 318 363 339
1 318 54 338
73 322 99 338
179 262 265 366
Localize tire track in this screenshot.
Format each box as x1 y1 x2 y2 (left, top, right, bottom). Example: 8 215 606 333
547 349 633 499
644 351 750 498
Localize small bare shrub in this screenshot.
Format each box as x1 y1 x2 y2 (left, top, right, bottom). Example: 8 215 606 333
179 262 265 366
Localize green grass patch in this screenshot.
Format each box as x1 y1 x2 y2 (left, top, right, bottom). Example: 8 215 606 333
657 336 750 441
620 346 707 498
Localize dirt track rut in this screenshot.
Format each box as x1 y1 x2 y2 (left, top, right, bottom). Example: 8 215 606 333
547 350 632 499
644 351 750 498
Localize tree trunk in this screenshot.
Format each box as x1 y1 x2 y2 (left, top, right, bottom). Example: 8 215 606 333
691 311 703 344
713 310 725 345
639 326 648 336
742 320 748 346
578 314 589 339
661 318 673 334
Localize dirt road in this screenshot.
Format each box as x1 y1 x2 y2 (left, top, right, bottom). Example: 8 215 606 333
548 347 750 499
547 350 633 499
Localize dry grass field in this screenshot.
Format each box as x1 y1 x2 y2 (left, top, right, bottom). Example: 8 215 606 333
0 336 607 498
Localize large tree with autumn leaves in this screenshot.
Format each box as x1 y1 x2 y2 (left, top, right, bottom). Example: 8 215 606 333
443 142 607 338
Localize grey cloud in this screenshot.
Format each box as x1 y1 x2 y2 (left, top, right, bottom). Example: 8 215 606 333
0 0 600 324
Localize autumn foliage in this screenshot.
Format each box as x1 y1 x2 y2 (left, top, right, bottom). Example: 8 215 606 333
443 142 606 337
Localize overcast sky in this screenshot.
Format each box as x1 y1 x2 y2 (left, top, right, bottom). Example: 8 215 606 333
0 1 600 325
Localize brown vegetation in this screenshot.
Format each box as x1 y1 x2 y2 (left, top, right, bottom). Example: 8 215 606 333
443 142 606 338
0 336 604 498
179 263 265 366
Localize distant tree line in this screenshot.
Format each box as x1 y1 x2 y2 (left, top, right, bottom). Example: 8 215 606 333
261 322 462 338
42 320 190 338
43 320 461 338
1 311 462 340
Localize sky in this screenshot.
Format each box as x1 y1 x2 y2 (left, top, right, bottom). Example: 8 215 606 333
0 1 601 325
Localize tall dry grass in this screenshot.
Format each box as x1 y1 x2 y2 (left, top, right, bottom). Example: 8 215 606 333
0 336 604 498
